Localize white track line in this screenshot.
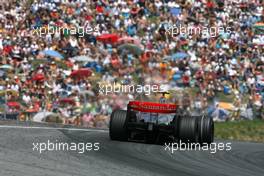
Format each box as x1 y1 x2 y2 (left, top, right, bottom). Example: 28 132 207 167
0 125 108 132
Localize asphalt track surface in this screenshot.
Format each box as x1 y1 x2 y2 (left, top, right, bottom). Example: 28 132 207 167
0 122 263 176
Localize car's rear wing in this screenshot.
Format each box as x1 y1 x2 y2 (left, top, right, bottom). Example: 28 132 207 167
128 101 177 113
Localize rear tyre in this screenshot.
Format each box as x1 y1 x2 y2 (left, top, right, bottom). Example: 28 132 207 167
146 134 156 144
109 110 128 141
178 116 198 143
172 115 180 141
198 115 214 144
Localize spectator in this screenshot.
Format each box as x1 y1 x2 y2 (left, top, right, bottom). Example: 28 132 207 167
0 0 263 127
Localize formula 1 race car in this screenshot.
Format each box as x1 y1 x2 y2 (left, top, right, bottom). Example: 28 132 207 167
109 93 214 144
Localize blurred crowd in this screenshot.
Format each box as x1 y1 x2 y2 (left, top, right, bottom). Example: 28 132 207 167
0 0 263 126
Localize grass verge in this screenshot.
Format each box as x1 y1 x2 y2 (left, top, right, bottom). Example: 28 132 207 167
215 119 264 142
